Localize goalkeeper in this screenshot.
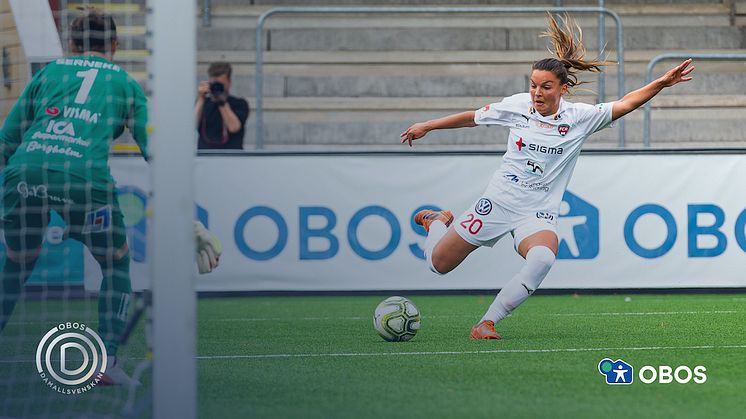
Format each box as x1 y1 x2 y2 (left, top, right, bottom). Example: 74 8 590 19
0 10 219 385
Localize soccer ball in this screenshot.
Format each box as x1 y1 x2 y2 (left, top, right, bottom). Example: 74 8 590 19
373 296 421 342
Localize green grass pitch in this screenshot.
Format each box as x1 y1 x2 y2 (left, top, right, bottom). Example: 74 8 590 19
2 293 746 418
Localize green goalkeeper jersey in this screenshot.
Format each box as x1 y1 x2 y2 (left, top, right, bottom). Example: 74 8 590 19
0 54 148 188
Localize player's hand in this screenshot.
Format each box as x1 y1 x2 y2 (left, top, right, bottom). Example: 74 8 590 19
658 59 694 88
194 221 221 274
198 81 210 96
400 122 429 147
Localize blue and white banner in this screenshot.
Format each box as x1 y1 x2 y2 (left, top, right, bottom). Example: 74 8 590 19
100 153 746 291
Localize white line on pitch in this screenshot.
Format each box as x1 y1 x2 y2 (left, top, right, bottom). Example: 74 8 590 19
195 344 746 360
3 344 744 364
207 310 740 322
6 310 740 326
551 310 738 317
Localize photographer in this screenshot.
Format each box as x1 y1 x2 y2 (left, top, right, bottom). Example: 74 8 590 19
195 62 249 149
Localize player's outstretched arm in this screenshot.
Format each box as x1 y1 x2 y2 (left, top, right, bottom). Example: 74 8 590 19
400 111 477 147
611 59 694 121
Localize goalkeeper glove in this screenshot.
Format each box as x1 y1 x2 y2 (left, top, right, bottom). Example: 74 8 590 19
194 221 221 274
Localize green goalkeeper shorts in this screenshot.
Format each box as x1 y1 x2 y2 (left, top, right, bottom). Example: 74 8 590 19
2 168 127 257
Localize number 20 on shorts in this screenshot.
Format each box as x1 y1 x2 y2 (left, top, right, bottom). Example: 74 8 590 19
460 214 483 234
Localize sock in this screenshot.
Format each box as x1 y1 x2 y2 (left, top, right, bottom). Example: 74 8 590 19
98 254 132 356
481 246 555 323
424 221 448 274
1 258 35 332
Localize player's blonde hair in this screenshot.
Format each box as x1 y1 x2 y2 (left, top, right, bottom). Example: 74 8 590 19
533 13 612 88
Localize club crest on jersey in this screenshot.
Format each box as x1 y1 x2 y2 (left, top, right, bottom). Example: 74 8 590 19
475 198 492 216
558 124 570 136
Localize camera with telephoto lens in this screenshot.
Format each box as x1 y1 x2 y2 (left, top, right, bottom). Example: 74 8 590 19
209 80 225 97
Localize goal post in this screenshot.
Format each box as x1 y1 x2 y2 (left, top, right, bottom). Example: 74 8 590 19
148 0 197 417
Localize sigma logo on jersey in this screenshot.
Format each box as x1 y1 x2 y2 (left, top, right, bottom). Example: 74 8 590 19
515 137 564 155
82 206 112 234
45 107 61 116
525 160 544 176
475 198 492 215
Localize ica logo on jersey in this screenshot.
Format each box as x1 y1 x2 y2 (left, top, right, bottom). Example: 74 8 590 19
45 120 76 136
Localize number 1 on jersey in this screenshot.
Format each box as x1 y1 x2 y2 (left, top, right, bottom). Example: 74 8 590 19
74 69 98 104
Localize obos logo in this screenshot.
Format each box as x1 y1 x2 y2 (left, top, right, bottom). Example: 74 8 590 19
36 322 107 394
598 358 633 385
598 358 707 385
558 191 599 259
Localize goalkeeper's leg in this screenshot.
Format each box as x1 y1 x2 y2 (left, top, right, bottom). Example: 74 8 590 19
1 252 40 331
76 208 131 357
1 187 46 332
75 206 138 386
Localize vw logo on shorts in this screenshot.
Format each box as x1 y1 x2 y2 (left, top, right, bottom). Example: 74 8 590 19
475 198 492 215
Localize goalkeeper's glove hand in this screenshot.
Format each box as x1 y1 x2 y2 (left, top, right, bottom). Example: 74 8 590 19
194 221 221 274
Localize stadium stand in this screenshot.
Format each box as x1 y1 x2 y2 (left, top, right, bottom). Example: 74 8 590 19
46 1 746 150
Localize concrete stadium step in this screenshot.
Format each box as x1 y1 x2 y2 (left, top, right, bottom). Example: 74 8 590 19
198 49 746 66
197 25 743 51
249 106 746 151
221 64 746 99
206 4 731 29
260 95 746 112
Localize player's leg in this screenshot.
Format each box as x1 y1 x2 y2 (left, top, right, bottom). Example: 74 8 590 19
475 216 558 339
416 209 478 274
69 199 137 385
0 176 47 332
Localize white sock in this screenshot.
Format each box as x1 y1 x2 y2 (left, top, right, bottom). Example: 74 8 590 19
481 246 555 323
424 221 447 274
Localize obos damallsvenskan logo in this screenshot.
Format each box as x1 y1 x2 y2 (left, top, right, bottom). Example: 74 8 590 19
36 322 107 394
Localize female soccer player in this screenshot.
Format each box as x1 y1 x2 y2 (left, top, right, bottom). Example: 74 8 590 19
400 14 693 340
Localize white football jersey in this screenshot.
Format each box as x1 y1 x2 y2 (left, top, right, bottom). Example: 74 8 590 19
474 93 614 214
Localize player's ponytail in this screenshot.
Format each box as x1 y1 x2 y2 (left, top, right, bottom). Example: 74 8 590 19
533 13 611 89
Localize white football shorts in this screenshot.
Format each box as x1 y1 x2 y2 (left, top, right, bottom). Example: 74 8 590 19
453 197 557 249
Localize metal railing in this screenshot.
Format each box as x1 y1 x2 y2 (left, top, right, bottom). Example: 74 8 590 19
643 53 746 147
255 6 626 149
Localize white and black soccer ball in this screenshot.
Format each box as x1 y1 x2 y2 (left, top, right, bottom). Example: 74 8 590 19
373 296 421 342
